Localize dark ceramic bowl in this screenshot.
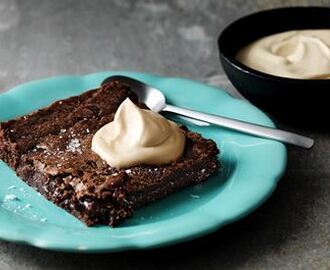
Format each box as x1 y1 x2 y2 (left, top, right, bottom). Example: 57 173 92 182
218 7 330 125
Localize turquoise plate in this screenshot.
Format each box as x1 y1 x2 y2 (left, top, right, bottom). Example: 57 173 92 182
0 72 287 252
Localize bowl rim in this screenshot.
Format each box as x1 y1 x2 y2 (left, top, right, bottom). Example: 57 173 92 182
218 6 330 83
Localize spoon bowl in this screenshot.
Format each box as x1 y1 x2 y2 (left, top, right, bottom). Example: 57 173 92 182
102 75 166 112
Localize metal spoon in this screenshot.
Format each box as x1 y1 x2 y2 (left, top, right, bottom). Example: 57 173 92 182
102 76 314 149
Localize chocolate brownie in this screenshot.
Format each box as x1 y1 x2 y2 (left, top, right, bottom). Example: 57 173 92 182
0 81 219 226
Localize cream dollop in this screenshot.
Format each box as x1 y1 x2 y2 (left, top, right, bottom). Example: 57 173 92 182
91 98 186 168
236 30 330 79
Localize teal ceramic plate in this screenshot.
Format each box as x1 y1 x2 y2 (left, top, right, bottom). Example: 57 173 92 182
0 72 287 252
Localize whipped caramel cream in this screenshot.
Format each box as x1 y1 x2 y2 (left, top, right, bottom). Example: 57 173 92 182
236 30 330 79
91 98 185 168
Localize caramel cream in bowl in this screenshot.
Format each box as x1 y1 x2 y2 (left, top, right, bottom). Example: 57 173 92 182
92 98 185 169
236 30 330 79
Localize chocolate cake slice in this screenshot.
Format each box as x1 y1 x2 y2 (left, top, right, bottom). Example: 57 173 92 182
0 81 219 226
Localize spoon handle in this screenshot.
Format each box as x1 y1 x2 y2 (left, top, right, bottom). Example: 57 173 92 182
163 104 314 149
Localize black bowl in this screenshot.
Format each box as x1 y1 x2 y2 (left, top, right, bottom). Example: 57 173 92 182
218 7 330 126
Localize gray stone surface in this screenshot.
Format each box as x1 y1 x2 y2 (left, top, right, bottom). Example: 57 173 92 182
0 0 329 269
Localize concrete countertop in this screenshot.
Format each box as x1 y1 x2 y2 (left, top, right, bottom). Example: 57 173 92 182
0 1 329 269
